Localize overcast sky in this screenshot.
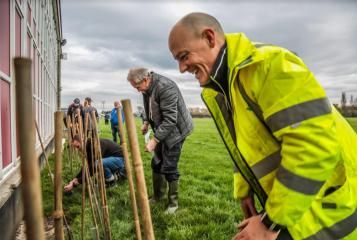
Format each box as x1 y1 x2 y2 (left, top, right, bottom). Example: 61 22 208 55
61 0 357 111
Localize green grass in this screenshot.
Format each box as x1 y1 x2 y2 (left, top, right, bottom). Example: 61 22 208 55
346 117 357 131
41 117 357 239
41 118 241 240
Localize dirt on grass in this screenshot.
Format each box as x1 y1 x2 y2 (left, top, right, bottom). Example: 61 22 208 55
15 216 55 240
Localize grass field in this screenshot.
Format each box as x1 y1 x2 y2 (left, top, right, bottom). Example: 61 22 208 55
41 118 241 240
41 117 357 239
346 117 357 131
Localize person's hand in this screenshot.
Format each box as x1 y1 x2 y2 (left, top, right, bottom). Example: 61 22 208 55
240 195 258 219
232 215 279 240
141 122 149 135
64 178 79 192
145 138 158 152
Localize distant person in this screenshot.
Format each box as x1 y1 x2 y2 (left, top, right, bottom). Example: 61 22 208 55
64 135 126 192
139 109 145 123
67 98 84 122
66 98 84 133
83 99 89 108
110 101 125 144
104 112 110 125
168 12 357 239
127 68 193 214
83 97 99 135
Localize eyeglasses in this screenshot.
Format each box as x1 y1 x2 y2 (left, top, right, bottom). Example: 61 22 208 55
133 79 146 88
134 74 151 88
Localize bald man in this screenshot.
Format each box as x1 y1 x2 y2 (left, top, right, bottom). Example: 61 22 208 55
168 12 357 240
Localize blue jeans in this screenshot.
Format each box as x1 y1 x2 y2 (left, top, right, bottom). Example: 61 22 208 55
102 156 125 179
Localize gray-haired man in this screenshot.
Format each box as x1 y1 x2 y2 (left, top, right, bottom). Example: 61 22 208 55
127 67 193 214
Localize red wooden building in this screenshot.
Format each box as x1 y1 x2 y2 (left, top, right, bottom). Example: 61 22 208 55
0 0 63 239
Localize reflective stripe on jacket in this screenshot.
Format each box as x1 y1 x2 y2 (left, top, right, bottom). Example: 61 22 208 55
201 33 357 239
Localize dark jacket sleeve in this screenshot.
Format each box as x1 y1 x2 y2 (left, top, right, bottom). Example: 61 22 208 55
154 84 178 141
142 95 149 122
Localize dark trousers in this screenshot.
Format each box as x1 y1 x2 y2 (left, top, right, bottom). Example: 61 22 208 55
151 139 185 182
111 124 121 143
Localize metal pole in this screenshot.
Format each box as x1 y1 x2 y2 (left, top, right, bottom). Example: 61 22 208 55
117 106 142 240
122 99 155 240
14 57 45 240
56 40 61 111
54 111 65 240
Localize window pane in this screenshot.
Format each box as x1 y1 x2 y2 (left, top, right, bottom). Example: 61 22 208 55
27 32 31 57
0 0 10 75
1 80 12 167
27 3 31 27
15 9 22 57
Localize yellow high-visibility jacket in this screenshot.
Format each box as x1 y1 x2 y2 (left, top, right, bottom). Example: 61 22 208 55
201 33 357 239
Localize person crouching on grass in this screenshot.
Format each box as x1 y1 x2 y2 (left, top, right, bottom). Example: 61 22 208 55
64 135 126 192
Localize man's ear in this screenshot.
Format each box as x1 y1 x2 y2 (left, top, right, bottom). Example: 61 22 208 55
202 28 216 48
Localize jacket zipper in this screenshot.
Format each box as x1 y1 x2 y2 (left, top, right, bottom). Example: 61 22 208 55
201 93 267 206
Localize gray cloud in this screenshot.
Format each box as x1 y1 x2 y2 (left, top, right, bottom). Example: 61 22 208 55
61 0 357 110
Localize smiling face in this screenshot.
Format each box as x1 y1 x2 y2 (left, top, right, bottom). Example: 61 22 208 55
169 24 222 86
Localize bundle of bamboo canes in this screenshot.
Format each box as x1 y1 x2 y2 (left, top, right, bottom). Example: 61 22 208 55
64 99 156 240
15 57 155 239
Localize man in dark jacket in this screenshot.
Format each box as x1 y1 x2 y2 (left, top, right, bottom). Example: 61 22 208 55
67 98 84 125
127 67 193 214
83 97 99 137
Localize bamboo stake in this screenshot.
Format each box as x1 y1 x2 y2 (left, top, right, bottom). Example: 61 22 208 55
122 99 155 240
87 137 104 233
86 113 97 188
35 120 73 240
83 154 100 240
14 57 45 240
91 111 112 240
117 106 142 240
83 116 104 237
78 112 84 145
66 116 73 175
35 120 54 183
35 120 73 239
79 114 86 240
81 158 86 240
54 111 65 240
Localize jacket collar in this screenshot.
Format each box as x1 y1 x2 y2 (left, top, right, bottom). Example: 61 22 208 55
144 71 159 96
225 33 264 84
204 33 258 90
206 42 228 93
225 33 256 69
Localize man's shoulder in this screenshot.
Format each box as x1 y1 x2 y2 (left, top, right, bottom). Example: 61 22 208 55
155 74 177 92
100 138 120 148
84 106 95 112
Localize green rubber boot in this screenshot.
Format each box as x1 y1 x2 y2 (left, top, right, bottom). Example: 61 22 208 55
149 173 167 204
165 180 179 214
